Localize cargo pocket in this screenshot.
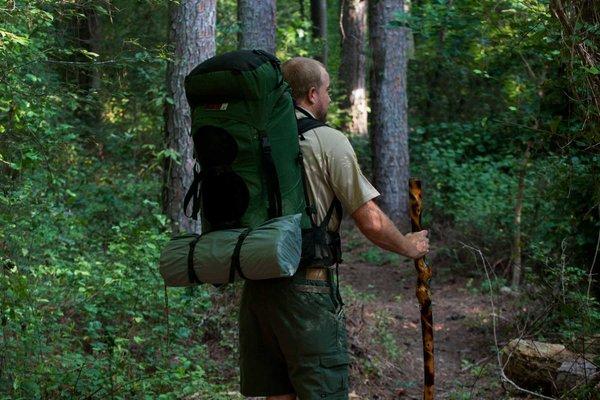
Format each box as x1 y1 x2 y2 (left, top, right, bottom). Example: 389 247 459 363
317 352 349 397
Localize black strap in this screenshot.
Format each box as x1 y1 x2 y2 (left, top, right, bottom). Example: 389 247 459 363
297 152 318 229
297 118 327 139
187 235 202 284
260 133 282 219
229 227 252 283
335 262 344 309
322 199 343 264
295 104 344 267
295 105 327 228
295 106 328 140
320 197 343 229
183 166 202 220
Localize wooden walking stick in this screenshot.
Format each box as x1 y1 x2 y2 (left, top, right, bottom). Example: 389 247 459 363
409 178 435 400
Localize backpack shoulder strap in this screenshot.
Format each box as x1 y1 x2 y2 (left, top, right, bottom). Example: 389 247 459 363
297 118 327 137
295 106 328 138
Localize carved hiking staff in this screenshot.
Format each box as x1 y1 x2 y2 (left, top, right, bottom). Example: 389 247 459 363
409 178 435 400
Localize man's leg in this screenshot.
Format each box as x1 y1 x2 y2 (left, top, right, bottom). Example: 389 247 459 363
266 394 296 400
239 282 295 397
270 278 350 400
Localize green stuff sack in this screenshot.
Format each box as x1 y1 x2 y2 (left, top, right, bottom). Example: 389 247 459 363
159 214 301 286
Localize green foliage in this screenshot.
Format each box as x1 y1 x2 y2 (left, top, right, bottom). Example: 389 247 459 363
1 0 599 397
529 258 600 342
373 310 402 362
359 247 400 266
0 1 230 398
410 122 518 248
400 1 600 369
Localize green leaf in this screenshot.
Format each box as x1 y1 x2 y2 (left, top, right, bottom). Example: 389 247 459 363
0 30 30 46
80 49 100 59
154 214 167 227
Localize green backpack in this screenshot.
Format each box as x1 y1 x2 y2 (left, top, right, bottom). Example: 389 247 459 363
181 50 341 283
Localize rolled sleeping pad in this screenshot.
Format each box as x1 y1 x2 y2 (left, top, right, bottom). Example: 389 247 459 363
159 214 302 286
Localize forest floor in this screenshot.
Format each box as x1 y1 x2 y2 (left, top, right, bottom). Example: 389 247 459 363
338 222 519 400
196 220 524 400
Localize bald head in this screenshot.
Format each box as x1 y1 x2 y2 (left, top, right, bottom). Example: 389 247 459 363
282 57 331 122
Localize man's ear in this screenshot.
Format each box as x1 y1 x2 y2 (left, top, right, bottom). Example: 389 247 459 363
307 86 318 105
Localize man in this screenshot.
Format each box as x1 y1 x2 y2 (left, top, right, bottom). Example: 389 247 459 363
238 57 429 400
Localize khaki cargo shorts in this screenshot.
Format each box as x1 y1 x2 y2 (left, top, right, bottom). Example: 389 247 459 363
238 267 348 399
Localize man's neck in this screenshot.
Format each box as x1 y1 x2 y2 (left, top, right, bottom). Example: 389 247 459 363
295 103 317 119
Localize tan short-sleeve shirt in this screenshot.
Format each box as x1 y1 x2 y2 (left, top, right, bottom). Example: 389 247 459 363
296 108 380 232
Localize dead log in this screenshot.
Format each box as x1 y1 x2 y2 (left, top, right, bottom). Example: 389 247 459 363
501 339 599 395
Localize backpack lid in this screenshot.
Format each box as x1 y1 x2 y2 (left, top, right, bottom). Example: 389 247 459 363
185 49 282 107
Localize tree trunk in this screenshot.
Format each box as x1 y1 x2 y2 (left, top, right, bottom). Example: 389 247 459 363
72 6 102 124
163 0 216 234
369 0 410 231
85 9 102 95
310 0 328 64
238 0 276 54
511 141 532 289
339 0 368 135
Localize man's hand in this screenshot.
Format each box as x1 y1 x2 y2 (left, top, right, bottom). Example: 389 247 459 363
404 230 429 260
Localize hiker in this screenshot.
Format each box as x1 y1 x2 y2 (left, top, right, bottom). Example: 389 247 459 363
238 56 430 400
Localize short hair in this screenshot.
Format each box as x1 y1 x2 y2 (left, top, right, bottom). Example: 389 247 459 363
281 57 326 100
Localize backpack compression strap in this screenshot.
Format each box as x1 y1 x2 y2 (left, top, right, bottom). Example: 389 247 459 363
259 132 283 219
229 227 252 283
187 235 203 284
183 166 202 220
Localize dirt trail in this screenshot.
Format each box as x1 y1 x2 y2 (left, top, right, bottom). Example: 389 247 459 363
200 223 518 400
339 224 514 399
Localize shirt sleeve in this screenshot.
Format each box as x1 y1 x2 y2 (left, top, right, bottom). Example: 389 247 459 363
322 129 380 214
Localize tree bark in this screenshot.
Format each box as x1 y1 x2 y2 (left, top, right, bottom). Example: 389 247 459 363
339 0 368 135
369 0 410 231
310 0 328 64
164 0 216 233
511 141 532 289
72 6 102 124
238 0 276 54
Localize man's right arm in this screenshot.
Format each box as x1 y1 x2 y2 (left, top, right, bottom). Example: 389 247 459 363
351 200 429 260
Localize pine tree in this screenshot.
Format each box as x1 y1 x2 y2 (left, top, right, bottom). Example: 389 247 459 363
339 0 368 135
164 0 216 233
238 0 276 54
369 0 410 230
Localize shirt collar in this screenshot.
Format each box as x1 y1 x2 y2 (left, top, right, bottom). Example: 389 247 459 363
295 105 316 119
